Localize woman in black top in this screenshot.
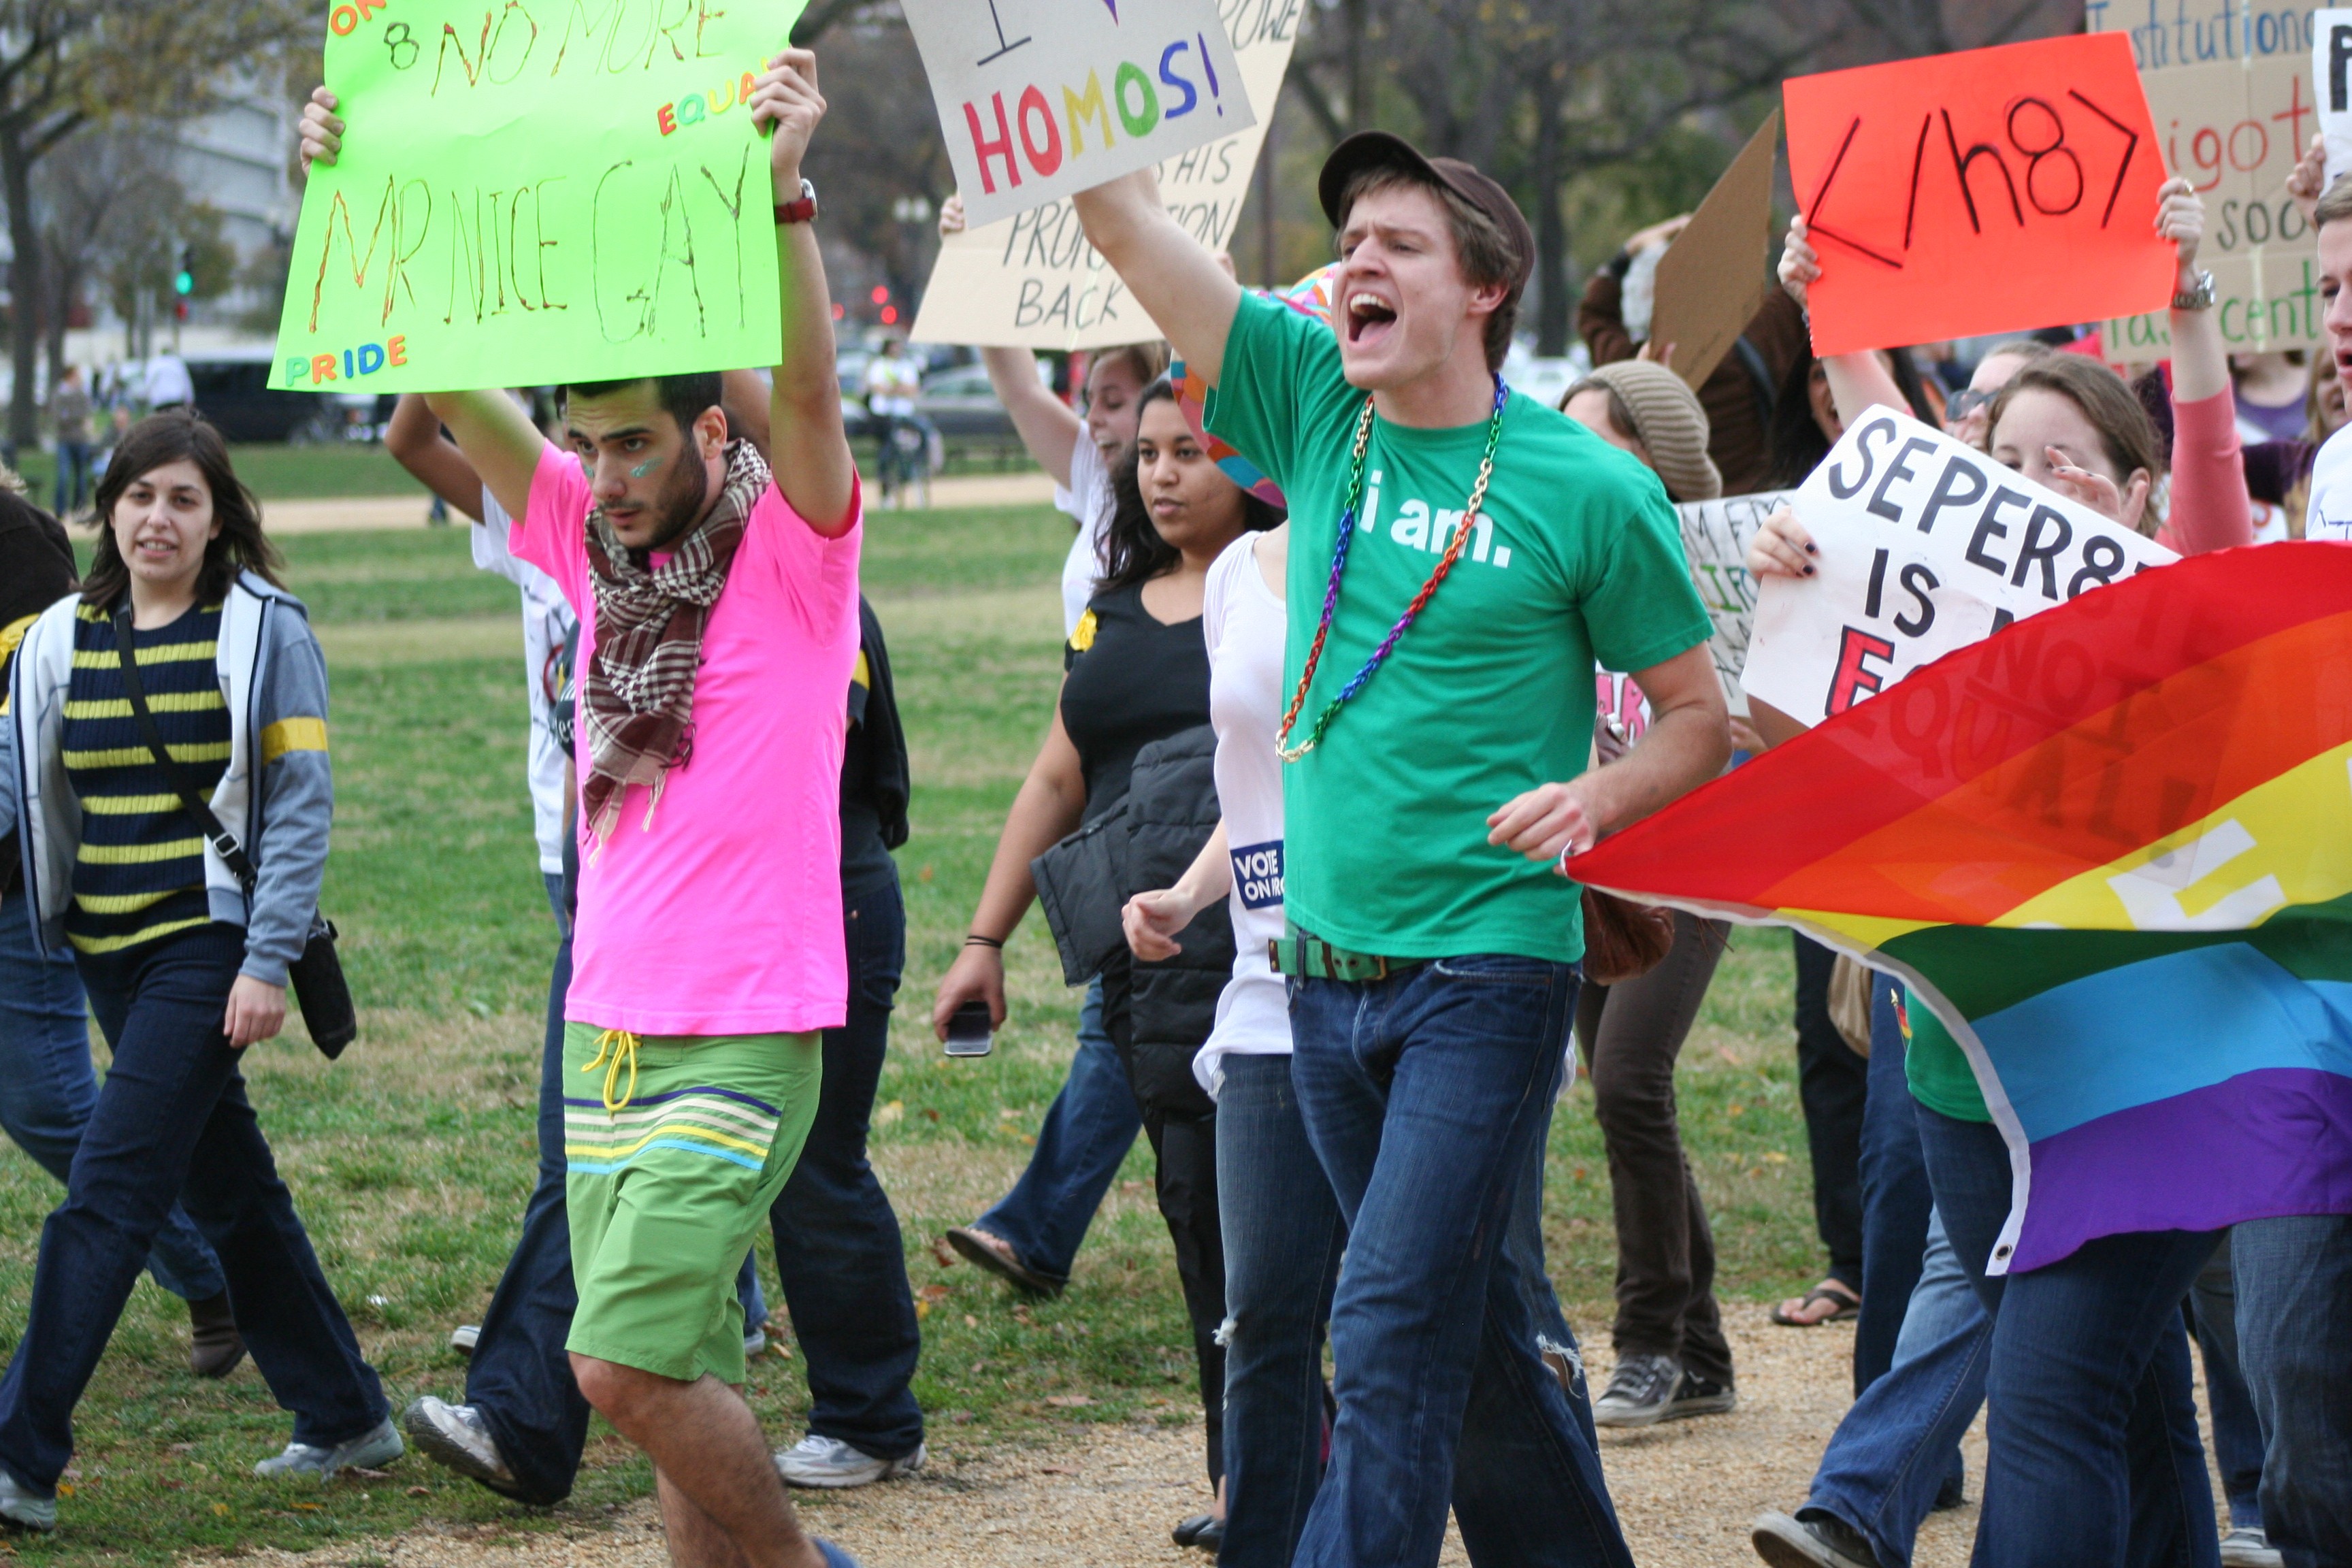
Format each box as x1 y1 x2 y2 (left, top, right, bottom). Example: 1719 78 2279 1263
932 379 1278 1535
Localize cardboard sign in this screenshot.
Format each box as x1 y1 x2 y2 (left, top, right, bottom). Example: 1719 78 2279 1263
270 0 802 395
2089 0 2316 68
911 0 1296 350
1742 410 2177 728
902 0 1253 231
1783 33 2177 355
1652 111 1780 391
2102 48 2321 359
2318 10 2352 185
1673 490 1794 716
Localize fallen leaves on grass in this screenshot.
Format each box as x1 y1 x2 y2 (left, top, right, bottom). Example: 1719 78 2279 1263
1044 1396 1092 1408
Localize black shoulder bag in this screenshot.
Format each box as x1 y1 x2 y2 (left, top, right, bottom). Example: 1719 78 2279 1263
113 608 357 1057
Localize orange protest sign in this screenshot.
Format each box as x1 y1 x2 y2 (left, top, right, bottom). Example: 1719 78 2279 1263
1784 33 2177 356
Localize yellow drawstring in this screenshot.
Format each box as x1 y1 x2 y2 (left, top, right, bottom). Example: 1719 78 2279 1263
582 1028 640 1111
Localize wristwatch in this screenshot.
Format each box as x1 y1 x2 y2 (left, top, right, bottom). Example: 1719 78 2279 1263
774 178 818 226
2172 269 2216 312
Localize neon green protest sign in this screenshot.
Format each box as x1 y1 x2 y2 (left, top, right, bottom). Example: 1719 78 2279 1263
270 0 803 393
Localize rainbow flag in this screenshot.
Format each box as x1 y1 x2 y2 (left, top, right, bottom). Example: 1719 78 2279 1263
1567 544 2352 1273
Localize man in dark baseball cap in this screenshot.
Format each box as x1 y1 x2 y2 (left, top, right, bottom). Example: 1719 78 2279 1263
1315 130 1536 378
1071 133 1725 1568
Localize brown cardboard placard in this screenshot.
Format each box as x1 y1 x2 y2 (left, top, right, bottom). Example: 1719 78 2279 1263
1651 109 1780 389
2102 50 2321 363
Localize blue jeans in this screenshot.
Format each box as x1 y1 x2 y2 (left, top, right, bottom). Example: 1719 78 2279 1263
1289 956 1631 1568
1806 1209 1991 1568
1793 934 1867 1288
51 440 89 516
1917 1106 2219 1568
1857 973 1933 1391
973 977 1139 1283
0 886 222 1301
1507 1071 1601 1448
0 924 387 1492
765 876 924 1460
2187 1233 2266 1533
1215 1051 1345 1568
2233 1215 2352 1568
465 934 597 1504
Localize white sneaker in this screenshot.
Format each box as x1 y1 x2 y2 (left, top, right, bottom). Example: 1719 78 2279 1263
774 1435 926 1489
0 1465 55 1533
402 1397 517 1490
253 1416 404 1479
745 1327 768 1360
448 1324 480 1354
2220 1526 2283 1568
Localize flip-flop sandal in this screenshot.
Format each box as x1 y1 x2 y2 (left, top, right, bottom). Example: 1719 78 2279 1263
1770 1282 1860 1326
944 1226 1065 1298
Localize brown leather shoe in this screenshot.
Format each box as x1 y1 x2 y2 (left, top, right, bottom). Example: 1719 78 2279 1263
188 1292 247 1380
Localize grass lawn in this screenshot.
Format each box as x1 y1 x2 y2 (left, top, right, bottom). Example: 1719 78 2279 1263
22 444 432 506
0 508 1825 1563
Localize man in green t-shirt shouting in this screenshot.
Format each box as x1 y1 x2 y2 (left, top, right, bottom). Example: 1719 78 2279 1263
1073 138 1727 1566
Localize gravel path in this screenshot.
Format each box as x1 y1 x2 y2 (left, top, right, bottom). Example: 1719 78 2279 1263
223 1305 1995 1568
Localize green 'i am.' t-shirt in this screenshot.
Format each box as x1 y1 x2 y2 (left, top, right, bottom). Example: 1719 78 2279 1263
1902 985 1993 1123
1202 291 1714 964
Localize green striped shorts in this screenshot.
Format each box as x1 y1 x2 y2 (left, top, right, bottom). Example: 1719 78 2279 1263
561 1022 822 1384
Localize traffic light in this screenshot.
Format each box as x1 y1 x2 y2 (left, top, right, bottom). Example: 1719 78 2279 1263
174 245 197 297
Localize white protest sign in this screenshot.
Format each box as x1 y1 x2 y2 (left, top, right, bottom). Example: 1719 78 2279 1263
1672 491 1793 717
903 0 1254 231
2319 10 2352 186
1742 410 2177 728
911 0 1297 350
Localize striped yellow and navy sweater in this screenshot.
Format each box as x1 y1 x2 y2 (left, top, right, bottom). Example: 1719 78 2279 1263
61 601 229 955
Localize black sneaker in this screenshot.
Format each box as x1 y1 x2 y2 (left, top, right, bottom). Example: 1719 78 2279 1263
1663 1369 1737 1421
1591 1352 1682 1428
1750 1509 1881 1568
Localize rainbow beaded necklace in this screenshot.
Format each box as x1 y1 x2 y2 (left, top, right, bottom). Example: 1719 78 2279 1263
1275 372 1508 762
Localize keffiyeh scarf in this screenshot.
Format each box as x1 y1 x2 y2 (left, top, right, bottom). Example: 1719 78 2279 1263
579 438 769 840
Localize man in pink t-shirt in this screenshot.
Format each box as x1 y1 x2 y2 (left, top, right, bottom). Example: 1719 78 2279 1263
304 47 864 1568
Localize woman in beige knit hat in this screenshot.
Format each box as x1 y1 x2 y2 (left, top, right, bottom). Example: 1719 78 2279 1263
1560 359 1723 503
1552 356 1740 1431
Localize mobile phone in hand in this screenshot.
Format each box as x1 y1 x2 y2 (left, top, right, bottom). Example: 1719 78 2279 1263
944 999 994 1057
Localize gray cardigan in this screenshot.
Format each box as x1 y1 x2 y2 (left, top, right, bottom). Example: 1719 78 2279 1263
3 572 333 985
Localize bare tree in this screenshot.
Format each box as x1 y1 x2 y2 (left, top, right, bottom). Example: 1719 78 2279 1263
34 124 186 389
0 0 309 451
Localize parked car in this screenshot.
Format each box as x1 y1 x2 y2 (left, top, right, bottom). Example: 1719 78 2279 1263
914 363 1015 440
176 348 372 443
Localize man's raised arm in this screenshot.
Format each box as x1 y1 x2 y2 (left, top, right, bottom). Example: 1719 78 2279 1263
1072 171 1243 387
419 391 544 524
751 49 858 537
